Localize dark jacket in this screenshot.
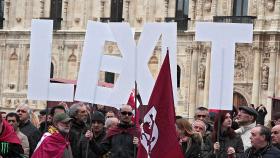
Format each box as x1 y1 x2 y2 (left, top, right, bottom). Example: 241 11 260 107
80 129 106 158
69 120 87 158
244 144 280 158
181 133 202 158
90 123 140 158
0 142 24 158
256 106 267 125
204 132 244 158
19 120 41 157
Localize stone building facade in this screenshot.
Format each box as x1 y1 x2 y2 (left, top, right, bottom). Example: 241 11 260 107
0 0 279 121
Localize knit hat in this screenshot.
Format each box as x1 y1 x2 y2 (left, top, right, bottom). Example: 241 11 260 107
92 111 105 124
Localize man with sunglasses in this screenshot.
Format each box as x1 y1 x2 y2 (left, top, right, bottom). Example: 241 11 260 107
272 125 280 150
6 112 29 157
85 104 140 158
16 104 41 157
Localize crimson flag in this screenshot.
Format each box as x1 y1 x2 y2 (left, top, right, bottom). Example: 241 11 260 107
137 52 184 158
31 132 70 158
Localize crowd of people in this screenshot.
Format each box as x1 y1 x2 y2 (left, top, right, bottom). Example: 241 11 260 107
1 102 280 158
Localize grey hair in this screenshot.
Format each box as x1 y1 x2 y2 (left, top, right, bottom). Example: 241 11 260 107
105 117 119 128
192 120 207 132
69 102 86 118
16 103 32 119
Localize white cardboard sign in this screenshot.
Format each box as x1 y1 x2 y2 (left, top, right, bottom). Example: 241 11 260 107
28 20 74 101
195 22 253 110
28 20 177 109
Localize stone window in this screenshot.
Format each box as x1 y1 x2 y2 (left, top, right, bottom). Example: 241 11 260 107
177 65 181 88
105 72 115 84
233 0 248 16
50 0 63 30
0 0 4 29
175 0 189 30
110 0 123 22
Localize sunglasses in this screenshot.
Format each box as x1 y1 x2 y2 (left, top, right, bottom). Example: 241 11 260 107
17 109 27 113
7 120 16 123
121 111 133 116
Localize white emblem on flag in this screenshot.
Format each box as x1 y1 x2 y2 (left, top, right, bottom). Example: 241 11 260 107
141 106 158 156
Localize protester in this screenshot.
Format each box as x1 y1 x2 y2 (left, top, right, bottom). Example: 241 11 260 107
204 111 244 158
105 110 115 119
39 105 66 133
86 104 140 158
16 104 41 157
272 112 280 126
256 104 267 125
69 102 88 158
194 107 213 133
244 125 280 158
32 113 73 158
105 117 119 129
235 106 258 150
80 111 106 158
0 114 24 157
176 118 202 158
6 112 30 157
272 124 280 150
0 112 6 120
38 109 47 124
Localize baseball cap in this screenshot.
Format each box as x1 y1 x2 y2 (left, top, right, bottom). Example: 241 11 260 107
53 113 73 123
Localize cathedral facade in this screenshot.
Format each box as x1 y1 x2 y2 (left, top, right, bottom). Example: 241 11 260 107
0 0 279 121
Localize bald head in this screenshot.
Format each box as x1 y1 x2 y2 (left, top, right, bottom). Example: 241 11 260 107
120 104 133 124
120 104 133 112
272 125 280 145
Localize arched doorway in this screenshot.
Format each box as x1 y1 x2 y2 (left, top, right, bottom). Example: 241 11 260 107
233 92 248 110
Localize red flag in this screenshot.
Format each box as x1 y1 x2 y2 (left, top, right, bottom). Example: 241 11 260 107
137 52 184 158
0 120 21 144
127 89 140 126
31 132 70 158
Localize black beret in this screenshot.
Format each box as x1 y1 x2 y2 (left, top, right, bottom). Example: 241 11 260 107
239 106 258 118
92 111 105 124
39 109 47 115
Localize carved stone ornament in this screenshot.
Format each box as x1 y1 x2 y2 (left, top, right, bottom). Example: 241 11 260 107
261 64 269 90
204 0 212 12
198 64 205 89
266 0 275 11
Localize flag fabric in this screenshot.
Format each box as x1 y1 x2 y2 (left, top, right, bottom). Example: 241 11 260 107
127 89 140 126
137 52 184 158
0 120 21 144
31 132 70 158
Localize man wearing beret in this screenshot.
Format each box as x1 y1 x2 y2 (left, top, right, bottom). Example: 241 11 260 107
80 111 106 158
235 106 258 150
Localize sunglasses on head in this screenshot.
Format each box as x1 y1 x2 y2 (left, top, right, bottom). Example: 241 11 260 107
121 111 133 116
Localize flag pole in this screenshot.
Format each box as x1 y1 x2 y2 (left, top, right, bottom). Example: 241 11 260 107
133 34 138 158
216 48 225 158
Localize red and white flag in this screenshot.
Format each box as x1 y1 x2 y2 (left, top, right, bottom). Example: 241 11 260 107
137 52 184 158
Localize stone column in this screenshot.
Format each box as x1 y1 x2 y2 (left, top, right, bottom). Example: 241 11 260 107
189 43 199 119
266 44 277 120
203 46 211 107
251 43 261 106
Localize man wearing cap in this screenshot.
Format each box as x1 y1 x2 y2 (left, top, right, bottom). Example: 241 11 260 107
235 106 258 150
31 113 73 158
0 114 24 158
86 104 140 158
80 111 106 158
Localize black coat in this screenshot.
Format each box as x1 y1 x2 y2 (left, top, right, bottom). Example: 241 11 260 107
69 120 87 158
80 129 106 158
203 132 244 158
90 123 139 158
0 142 24 158
181 133 202 158
19 120 41 157
243 144 280 158
256 106 267 125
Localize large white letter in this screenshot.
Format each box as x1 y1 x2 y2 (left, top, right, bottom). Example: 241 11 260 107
195 22 253 110
28 20 74 101
75 22 136 108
